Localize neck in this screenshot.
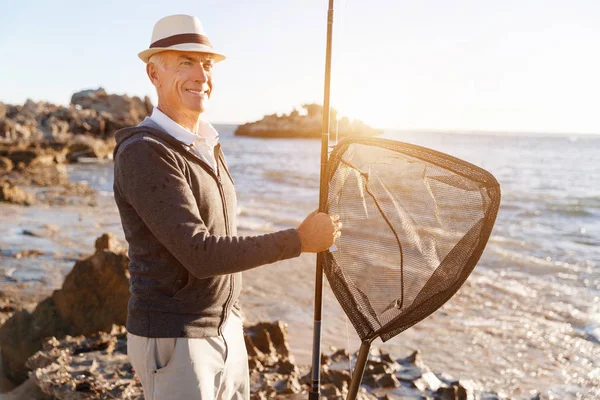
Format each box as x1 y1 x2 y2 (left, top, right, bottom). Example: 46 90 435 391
157 102 201 133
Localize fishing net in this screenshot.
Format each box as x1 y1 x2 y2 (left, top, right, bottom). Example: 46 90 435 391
323 137 500 343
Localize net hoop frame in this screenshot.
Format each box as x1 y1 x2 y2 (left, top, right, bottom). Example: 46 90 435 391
323 136 501 343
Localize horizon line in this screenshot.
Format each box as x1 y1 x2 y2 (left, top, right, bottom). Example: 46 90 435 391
212 122 599 137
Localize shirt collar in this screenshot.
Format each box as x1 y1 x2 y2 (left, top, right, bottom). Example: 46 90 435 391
149 107 219 147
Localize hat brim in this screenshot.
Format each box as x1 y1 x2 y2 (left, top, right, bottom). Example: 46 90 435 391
138 43 226 63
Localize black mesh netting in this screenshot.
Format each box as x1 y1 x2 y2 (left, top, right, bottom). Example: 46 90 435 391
323 137 501 342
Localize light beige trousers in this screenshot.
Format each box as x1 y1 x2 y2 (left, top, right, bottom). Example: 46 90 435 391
127 313 250 400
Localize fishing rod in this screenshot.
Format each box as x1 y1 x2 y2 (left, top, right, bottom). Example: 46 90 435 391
309 0 335 398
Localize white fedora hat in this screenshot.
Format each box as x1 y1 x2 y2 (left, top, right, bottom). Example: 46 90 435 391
138 14 226 63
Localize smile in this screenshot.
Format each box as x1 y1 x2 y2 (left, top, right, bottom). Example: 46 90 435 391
186 89 208 96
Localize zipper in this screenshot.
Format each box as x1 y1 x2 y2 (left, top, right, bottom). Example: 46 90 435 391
217 147 236 186
214 144 230 236
214 143 234 336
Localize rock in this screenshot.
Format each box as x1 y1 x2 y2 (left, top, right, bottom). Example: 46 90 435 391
22 224 60 238
276 359 299 375
14 249 45 259
245 321 306 397
0 378 52 400
435 386 459 400
272 373 303 394
329 347 351 363
373 385 426 399
402 350 427 368
71 88 108 104
0 117 40 143
455 379 477 400
70 87 151 135
433 379 478 400
235 103 383 138
143 95 153 115
321 366 352 388
22 164 69 186
396 351 427 382
375 373 402 388
22 319 511 399
66 135 110 162
366 358 399 376
1 89 151 145
26 326 142 400
67 108 101 135
0 182 34 205
0 144 99 206
416 371 443 391
0 287 50 328
36 181 97 207
3 145 65 171
356 388 379 400
28 154 55 167
321 383 343 398
94 233 123 253
39 115 70 142
5 149 43 167
0 235 130 384
396 365 424 381
362 372 381 388
244 320 293 367
0 155 14 171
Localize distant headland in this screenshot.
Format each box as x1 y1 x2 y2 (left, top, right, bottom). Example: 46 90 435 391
234 104 383 139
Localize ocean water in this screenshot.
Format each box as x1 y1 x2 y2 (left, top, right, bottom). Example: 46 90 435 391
0 127 598 398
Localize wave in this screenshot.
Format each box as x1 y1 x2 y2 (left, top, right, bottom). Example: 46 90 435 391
262 170 319 187
545 205 596 217
584 321 600 344
485 244 581 273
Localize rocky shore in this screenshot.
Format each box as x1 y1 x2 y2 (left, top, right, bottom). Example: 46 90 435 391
0 88 150 207
22 322 514 400
1 88 151 145
0 230 537 399
235 104 383 139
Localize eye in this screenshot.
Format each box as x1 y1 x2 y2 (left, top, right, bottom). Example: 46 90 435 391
203 61 214 71
181 61 193 66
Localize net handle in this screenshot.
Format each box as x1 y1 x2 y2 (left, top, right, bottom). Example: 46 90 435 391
346 338 374 400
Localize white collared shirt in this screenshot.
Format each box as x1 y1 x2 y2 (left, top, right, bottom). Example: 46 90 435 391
149 107 219 171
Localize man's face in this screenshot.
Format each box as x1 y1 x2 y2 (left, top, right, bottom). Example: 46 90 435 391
148 50 215 115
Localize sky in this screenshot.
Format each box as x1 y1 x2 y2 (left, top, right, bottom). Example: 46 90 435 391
1 0 599 134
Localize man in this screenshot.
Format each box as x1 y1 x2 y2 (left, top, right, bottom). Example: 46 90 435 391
113 14 341 399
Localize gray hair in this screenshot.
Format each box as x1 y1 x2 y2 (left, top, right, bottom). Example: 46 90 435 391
148 52 167 71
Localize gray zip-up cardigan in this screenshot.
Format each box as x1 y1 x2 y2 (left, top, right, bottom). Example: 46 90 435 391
113 118 302 338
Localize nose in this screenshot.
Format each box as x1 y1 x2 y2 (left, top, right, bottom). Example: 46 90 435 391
193 64 209 84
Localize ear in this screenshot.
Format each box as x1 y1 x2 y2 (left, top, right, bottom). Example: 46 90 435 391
147 62 161 89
